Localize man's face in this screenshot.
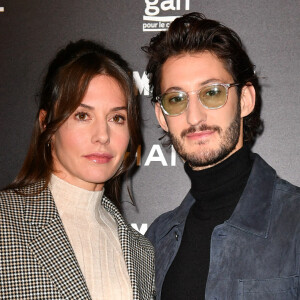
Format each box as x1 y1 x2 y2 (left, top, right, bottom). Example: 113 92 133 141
155 51 250 170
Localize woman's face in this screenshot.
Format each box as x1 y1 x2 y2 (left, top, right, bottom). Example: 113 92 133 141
51 75 129 191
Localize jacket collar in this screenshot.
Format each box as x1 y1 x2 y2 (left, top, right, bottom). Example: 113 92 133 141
101 195 155 300
157 153 276 240
101 195 139 297
156 192 196 240
226 153 276 238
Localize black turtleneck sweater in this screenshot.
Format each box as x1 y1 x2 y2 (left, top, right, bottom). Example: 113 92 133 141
161 146 253 300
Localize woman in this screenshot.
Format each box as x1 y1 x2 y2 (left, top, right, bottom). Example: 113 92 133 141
0 40 155 300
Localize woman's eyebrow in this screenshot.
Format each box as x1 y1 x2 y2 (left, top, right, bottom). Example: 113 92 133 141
79 103 94 110
111 106 127 112
79 104 127 112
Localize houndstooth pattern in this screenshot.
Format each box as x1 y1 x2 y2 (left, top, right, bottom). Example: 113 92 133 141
0 181 155 299
102 196 156 300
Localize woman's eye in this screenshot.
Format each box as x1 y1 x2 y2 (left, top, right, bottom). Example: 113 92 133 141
111 114 126 124
75 112 89 121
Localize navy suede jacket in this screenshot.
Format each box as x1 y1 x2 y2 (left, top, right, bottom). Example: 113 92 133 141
146 154 300 299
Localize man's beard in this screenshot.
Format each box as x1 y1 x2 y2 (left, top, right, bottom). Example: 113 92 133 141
169 104 241 168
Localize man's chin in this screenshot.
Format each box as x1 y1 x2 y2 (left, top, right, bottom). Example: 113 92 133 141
179 146 233 169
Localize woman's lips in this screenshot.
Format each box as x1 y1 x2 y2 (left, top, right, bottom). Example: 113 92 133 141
83 153 113 163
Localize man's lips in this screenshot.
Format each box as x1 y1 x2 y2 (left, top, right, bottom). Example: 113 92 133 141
83 153 113 163
185 130 215 140
181 125 220 139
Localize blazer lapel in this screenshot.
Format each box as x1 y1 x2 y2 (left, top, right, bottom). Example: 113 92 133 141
24 182 91 299
102 196 155 300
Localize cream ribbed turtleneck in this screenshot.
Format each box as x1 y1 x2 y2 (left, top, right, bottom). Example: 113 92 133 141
49 174 132 300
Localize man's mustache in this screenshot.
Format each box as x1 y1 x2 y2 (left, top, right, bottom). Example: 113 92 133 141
181 124 221 139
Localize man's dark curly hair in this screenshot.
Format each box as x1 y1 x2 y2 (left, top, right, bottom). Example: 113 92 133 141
142 12 263 147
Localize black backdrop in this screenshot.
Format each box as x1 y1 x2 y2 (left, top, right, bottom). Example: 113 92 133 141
1 0 299 233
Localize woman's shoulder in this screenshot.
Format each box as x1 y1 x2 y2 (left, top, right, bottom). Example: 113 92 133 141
0 180 48 213
0 187 26 226
0 186 23 205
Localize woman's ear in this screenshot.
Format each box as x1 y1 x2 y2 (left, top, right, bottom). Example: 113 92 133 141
39 109 47 131
240 84 256 118
155 102 169 132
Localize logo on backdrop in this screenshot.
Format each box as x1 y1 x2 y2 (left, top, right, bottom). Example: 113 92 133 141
133 71 150 96
143 0 191 32
131 144 178 166
132 71 178 167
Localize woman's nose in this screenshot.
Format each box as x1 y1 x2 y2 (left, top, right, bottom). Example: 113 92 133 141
91 120 110 145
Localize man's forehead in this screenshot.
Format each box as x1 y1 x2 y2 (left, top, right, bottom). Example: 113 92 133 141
160 52 233 91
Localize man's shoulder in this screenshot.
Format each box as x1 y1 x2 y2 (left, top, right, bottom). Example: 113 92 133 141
273 177 300 212
252 152 300 196
251 153 300 210
275 177 300 196
268 177 300 243
255 156 300 230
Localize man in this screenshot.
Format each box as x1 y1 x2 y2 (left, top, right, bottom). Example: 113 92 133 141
143 12 300 300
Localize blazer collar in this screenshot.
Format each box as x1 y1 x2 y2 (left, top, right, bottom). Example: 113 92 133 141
226 153 276 238
23 181 91 299
101 195 155 300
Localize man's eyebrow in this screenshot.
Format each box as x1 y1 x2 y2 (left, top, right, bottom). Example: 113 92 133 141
201 78 223 85
164 78 224 93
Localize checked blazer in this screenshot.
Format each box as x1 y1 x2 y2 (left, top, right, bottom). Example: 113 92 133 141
0 180 155 299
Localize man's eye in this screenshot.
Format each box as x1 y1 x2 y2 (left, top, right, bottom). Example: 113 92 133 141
75 112 89 121
170 96 183 103
166 93 185 104
201 86 224 98
205 88 221 97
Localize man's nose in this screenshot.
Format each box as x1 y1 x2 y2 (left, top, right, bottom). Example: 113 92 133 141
186 93 207 126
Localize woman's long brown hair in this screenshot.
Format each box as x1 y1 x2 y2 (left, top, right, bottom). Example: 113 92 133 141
5 40 141 208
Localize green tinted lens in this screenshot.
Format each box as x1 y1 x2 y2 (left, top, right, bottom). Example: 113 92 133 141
200 85 227 108
162 92 188 115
